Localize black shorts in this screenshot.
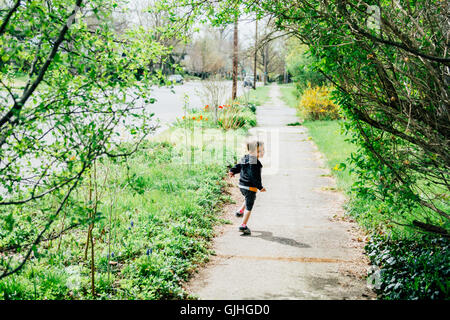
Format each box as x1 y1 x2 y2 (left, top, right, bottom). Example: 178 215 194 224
240 188 257 211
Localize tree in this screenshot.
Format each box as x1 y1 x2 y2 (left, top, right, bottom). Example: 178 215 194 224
258 38 285 84
285 37 325 93
0 0 180 279
231 15 238 100
253 16 258 89
182 27 229 78
243 15 289 85
262 0 449 235
130 0 193 74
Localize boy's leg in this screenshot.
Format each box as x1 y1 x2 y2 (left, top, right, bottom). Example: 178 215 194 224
239 201 246 212
239 190 255 235
243 190 256 224
235 200 246 217
242 209 252 225
239 210 252 235
236 189 246 217
239 189 256 234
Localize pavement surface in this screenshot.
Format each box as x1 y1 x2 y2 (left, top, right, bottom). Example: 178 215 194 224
186 84 375 300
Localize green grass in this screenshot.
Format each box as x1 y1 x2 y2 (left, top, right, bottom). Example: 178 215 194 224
278 83 298 109
0 121 248 299
237 85 271 106
302 120 356 192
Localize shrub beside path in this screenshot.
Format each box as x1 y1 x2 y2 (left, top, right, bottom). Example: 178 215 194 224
186 84 376 299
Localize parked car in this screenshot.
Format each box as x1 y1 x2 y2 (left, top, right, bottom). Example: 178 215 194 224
168 74 184 84
243 76 253 87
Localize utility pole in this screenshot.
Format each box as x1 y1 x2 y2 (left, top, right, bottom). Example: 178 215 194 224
263 44 268 86
232 15 238 100
253 16 257 90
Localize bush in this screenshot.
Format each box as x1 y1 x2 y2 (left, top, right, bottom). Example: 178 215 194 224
176 102 257 131
366 235 450 300
285 39 326 94
217 103 256 130
298 84 340 120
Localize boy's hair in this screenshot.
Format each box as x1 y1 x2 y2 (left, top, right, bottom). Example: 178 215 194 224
246 140 264 153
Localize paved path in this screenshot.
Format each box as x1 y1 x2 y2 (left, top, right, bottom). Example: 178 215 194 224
187 84 374 300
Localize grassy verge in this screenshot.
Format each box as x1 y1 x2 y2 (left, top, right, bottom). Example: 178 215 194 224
0 138 236 299
302 120 356 192
278 83 298 109
237 85 271 107
0 106 252 300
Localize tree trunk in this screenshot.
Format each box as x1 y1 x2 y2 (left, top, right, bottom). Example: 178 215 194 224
253 16 257 90
232 16 238 100
412 220 449 237
263 45 268 85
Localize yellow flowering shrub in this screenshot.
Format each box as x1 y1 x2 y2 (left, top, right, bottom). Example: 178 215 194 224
298 84 340 120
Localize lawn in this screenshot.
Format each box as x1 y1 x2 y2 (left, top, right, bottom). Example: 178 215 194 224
278 83 298 109
302 120 356 192
238 84 271 106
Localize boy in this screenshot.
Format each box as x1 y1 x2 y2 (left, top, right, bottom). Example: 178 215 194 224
228 140 266 235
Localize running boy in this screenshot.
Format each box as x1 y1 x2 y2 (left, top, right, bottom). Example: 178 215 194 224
228 140 266 235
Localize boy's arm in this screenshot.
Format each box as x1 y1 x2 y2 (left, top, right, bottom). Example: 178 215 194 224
229 162 241 176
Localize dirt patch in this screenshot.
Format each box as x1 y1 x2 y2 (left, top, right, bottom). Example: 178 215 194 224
212 175 242 236
329 200 376 299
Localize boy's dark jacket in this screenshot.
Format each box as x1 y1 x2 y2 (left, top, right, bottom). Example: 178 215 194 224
229 154 263 190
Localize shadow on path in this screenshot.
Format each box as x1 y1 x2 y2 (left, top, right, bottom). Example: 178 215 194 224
245 230 311 249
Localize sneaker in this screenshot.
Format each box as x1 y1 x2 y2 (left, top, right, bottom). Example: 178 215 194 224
235 211 244 217
238 225 251 235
